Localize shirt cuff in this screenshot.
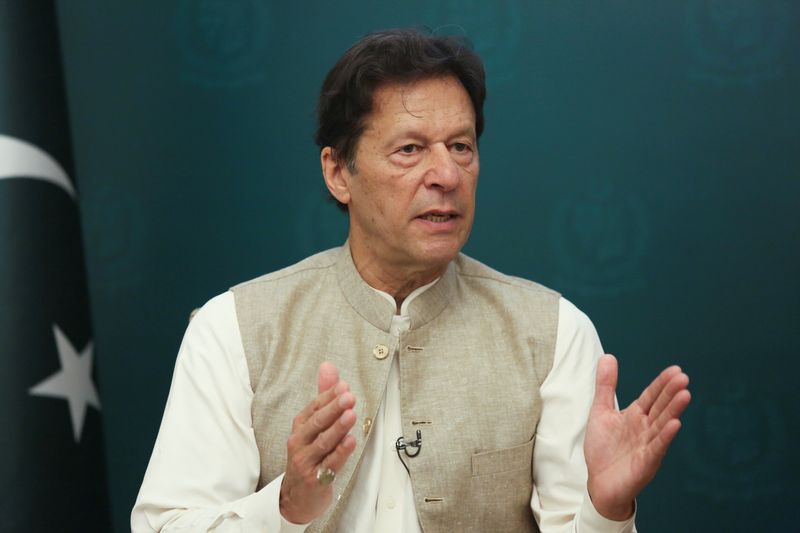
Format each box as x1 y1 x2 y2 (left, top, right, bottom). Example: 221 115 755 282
578 486 636 533
230 473 311 532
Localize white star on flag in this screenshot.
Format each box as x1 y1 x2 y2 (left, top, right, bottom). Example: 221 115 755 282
29 324 101 443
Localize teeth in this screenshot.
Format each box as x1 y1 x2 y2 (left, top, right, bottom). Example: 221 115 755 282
423 214 452 222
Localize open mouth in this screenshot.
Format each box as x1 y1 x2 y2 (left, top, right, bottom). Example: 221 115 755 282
420 213 455 222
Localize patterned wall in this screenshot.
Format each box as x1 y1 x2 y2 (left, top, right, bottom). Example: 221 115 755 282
55 1 799 531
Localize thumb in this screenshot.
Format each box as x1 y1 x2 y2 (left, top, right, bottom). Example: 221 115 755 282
318 361 340 394
592 354 618 411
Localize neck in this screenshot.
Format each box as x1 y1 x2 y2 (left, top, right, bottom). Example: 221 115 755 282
349 244 446 307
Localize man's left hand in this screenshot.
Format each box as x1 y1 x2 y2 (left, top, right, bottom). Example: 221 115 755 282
584 354 691 520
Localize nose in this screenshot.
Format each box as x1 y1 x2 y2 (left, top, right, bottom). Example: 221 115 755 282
423 144 461 192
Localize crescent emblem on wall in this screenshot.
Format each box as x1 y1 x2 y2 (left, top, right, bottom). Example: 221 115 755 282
0 134 76 200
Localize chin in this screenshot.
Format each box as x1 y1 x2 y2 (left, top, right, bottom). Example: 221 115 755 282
414 239 465 269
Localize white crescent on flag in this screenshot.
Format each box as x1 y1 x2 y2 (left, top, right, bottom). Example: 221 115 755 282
0 134 76 200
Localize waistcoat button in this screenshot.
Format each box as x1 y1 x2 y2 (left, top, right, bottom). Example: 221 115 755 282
362 417 372 437
373 344 389 359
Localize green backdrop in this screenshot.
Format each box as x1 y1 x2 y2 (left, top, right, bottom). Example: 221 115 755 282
53 1 798 531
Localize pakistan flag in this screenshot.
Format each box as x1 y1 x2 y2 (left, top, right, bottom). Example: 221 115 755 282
0 1 111 530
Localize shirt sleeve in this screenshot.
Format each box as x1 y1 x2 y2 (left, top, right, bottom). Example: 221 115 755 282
130 291 309 533
530 297 637 533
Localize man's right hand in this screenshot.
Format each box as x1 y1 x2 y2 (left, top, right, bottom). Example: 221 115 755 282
279 362 358 525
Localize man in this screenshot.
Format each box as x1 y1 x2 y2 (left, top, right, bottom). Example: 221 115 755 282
132 29 690 532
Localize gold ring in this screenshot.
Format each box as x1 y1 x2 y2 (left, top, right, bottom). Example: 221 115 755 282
316 466 336 486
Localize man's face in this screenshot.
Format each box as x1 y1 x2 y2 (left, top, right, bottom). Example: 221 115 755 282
335 76 479 280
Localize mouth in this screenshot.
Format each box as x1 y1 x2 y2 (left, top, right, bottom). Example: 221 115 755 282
419 213 456 223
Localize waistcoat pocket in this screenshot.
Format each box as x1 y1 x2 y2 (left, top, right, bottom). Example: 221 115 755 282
471 436 535 477
467 436 538 532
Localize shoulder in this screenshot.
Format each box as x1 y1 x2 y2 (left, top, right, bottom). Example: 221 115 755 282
454 253 561 302
557 297 598 336
178 291 251 392
188 291 238 335
554 296 604 366
231 247 340 292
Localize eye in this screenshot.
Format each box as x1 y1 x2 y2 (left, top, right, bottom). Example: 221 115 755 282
452 142 470 153
400 144 419 154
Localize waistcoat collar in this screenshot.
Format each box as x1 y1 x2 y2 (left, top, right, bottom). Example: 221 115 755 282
334 242 457 333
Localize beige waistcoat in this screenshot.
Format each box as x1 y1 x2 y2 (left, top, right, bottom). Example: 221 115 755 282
232 245 560 532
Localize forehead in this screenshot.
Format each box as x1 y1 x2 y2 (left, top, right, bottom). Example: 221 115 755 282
363 76 476 135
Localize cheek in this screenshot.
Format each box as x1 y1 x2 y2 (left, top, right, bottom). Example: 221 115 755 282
467 159 480 179
370 170 414 204
354 176 402 225
461 167 479 196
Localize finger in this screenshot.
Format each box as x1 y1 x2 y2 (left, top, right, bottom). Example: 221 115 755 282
321 433 357 474
650 388 691 436
636 365 682 414
292 380 346 431
296 388 355 445
647 372 689 424
312 380 350 414
305 407 357 466
592 354 618 411
648 417 683 458
318 361 340 394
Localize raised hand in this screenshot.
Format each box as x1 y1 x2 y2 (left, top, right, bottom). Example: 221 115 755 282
279 362 358 524
584 355 691 520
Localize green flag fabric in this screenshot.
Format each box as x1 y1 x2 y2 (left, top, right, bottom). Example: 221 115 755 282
0 1 111 530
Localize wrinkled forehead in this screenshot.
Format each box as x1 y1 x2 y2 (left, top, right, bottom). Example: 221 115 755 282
364 76 476 133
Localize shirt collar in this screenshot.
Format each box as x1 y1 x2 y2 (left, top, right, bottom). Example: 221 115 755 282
370 277 439 317
335 241 457 333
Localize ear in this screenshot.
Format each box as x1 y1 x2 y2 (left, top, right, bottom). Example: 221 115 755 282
321 147 352 206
